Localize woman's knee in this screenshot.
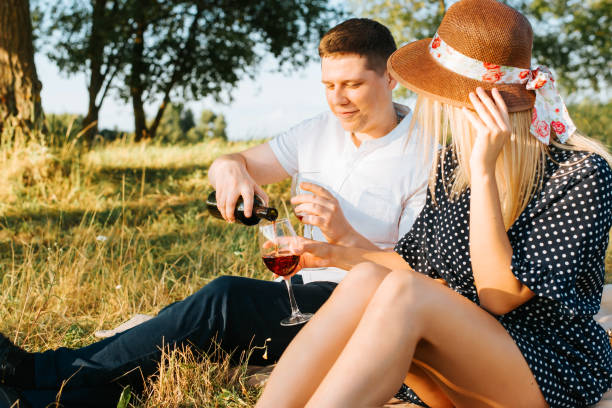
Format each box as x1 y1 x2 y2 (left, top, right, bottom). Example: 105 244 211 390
369 270 429 316
335 262 389 298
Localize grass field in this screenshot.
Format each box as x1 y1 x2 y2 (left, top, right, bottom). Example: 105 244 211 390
0 132 611 407
0 134 281 406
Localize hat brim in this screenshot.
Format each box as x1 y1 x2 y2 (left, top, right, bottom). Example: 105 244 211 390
388 38 535 113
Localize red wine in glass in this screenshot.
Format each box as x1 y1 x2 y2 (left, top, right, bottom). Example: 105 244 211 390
259 218 313 326
262 253 300 276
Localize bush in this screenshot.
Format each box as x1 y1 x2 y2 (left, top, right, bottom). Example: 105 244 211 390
156 104 227 144
44 113 85 147
568 101 612 148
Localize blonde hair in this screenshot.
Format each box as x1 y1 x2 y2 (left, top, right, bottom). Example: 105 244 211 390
408 94 612 230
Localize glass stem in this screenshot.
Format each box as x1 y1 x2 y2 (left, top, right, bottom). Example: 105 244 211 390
284 278 301 316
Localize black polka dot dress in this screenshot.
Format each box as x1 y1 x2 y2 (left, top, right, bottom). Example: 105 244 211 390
393 146 612 407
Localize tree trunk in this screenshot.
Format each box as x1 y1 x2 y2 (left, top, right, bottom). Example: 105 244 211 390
147 5 202 140
0 0 43 133
82 0 108 143
148 95 170 140
83 101 100 142
131 5 147 142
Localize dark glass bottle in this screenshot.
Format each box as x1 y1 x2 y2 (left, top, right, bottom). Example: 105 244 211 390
206 191 278 226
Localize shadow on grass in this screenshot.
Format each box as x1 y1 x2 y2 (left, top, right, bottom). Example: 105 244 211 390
0 197 208 232
91 164 210 187
0 196 261 280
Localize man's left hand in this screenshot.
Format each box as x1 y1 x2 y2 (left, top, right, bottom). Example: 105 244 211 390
290 182 357 246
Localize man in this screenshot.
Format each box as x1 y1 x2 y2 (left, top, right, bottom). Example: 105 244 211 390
0 18 430 407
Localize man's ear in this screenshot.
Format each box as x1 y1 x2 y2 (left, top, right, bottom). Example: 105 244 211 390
386 70 398 90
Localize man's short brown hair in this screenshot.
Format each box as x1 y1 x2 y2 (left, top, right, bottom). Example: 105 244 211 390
318 18 397 74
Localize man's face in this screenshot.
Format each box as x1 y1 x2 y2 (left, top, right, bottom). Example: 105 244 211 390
321 54 396 136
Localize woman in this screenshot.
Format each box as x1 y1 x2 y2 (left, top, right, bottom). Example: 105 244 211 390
256 0 612 407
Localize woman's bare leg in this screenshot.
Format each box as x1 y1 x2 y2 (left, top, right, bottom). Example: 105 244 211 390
404 359 454 408
256 263 452 408
305 270 547 408
256 263 388 408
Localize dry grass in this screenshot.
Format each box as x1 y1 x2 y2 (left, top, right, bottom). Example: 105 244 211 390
129 344 261 407
0 128 288 406
0 125 610 407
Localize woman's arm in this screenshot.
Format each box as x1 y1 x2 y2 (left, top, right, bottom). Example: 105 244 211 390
294 239 411 272
463 88 534 315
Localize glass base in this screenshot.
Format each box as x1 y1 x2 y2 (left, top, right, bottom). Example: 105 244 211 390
280 312 313 326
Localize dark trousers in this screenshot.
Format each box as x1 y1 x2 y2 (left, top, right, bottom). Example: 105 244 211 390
21 276 337 408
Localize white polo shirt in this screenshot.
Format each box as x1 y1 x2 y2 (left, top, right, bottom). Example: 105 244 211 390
269 103 431 284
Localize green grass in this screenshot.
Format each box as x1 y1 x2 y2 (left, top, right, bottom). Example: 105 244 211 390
0 131 610 407
0 134 290 406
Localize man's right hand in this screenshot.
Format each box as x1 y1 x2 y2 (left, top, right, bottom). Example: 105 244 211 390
208 153 269 222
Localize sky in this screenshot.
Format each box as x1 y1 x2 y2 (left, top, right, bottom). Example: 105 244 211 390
36 54 329 141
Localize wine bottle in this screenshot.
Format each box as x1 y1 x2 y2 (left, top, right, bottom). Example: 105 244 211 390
206 191 278 226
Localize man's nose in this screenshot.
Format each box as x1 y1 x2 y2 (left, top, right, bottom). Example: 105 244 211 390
331 87 349 105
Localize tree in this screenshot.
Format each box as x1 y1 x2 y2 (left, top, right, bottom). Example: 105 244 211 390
156 103 197 144
123 0 338 141
0 0 43 133
568 100 612 148
155 105 228 144
211 114 227 140
522 0 611 95
185 109 228 143
350 0 611 97
38 0 339 141
36 0 131 143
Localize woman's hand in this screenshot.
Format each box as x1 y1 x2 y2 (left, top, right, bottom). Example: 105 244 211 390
462 87 511 174
270 237 334 279
464 88 535 315
291 236 335 270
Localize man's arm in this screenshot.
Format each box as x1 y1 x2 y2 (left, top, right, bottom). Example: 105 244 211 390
208 142 289 222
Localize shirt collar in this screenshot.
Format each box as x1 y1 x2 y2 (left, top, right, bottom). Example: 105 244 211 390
345 103 413 152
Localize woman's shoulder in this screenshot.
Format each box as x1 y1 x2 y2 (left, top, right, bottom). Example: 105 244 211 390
546 146 612 184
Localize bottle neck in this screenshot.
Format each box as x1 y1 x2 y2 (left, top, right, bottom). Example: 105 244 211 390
254 206 278 221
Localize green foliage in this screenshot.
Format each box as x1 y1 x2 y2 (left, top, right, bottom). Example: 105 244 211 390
568 100 612 148
350 0 444 43
116 386 132 408
35 0 129 77
155 104 228 144
43 113 85 146
63 323 91 348
350 0 612 96
517 0 612 95
211 114 228 141
155 104 192 144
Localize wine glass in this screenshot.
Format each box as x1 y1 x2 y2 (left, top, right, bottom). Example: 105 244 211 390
290 172 320 239
259 218 313 326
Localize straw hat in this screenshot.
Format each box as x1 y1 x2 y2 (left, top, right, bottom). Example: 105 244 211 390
388 0 536 112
